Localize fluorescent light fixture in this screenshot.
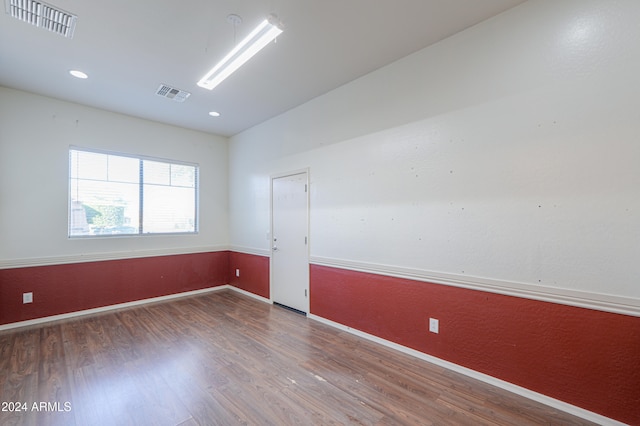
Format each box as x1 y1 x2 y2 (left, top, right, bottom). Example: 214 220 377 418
197 15 283 91
208 111 221 117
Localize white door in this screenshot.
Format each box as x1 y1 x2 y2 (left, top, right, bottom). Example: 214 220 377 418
271 171 309 313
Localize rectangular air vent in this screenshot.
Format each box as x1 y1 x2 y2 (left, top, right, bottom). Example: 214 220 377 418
5 0 77 38
156 84 191 103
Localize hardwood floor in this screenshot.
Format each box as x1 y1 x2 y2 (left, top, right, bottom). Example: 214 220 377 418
1 290 595 426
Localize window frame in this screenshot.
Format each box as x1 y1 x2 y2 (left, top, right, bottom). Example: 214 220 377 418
68 146 199 238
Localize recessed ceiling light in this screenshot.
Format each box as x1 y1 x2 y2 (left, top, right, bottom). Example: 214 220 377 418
208 111 221 117
69 70 88 79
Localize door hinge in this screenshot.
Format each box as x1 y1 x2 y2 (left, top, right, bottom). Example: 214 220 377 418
305 236 307 245
305 183 308 193
305 289 308 297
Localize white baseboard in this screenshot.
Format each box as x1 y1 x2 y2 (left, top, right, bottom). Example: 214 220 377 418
0 285 230 332
227 285 272 304
308 313 624 426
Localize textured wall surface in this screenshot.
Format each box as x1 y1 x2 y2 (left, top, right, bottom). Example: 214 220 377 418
228 251 270 299
0 87 229 262
310 264 640 425
0 252 229 325
229 0 640 303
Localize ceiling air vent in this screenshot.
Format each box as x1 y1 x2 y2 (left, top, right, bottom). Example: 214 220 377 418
156 84 191 103
5 0 77 38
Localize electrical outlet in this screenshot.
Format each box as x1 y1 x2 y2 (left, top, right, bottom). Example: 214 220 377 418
235 269 240 277
23 292 33 304
429 318 439 334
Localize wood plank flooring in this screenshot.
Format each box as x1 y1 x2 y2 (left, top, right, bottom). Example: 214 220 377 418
0 290 596 425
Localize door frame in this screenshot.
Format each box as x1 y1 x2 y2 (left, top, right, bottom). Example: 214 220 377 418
269 168 310 313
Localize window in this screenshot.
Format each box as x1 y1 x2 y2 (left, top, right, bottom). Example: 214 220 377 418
69 148 198 237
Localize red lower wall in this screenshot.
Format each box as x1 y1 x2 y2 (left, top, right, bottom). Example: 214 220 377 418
310 264 640 425
4 251 639 423
228 251 270 299
0 251 230 326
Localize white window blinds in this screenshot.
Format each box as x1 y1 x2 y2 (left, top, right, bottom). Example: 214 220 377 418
69 148 198 237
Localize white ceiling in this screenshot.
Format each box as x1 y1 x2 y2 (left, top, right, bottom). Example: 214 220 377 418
0 0 525 137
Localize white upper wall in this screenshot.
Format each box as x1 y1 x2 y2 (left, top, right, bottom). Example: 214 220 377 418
0 87 229 264
229 0 640 303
